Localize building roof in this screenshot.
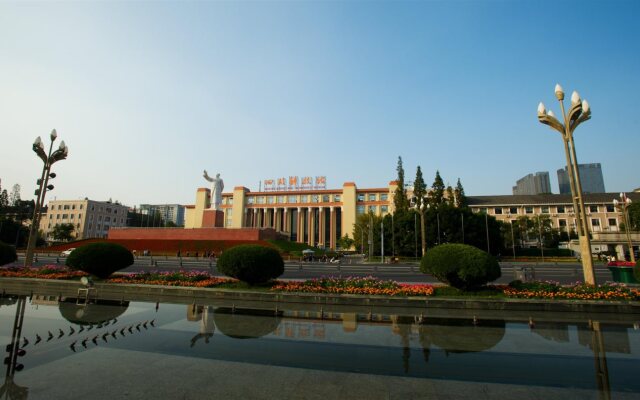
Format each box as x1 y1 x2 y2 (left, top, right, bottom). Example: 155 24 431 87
467 192 640 206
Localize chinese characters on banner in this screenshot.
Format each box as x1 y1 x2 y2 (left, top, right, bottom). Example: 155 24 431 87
262 176 327 191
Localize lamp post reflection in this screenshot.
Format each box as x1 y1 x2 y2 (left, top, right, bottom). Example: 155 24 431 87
1 296 28 400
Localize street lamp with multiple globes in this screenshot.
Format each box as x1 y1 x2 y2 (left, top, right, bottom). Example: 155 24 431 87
411 197 427 257
613 193 635 263
537 84 595 284
24 129 68 267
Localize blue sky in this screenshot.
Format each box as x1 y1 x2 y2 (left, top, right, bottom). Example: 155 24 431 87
1 0 638 207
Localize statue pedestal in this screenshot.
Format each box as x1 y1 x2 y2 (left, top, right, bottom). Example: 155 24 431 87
202 209 224 228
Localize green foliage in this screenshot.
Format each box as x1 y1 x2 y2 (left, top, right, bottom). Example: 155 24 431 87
65 242 134 278
267 240 314 253
217 244 284 284
454 178 467 208
413 166 426 208
50 223 75 242
420 243 501 290
428 170 445 207
0 240 17 266
352 212 384 256
0 217 29 248
393 156 410 212
337 234 355 251
627 202 640 231
0 189 8 211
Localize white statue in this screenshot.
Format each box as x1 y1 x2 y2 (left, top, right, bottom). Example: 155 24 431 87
203 170 224 210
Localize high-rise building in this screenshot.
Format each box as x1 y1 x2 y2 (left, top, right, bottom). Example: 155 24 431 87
512 172 551 195
557 163 605 194
39 199 130 240
139 204 185 226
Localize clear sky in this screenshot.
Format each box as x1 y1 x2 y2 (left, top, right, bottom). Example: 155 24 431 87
1 0 638 207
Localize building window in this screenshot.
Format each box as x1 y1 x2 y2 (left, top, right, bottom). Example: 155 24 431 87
70 214 74 219
381 205 388 213
357 193 365 202
114 209 118 215
300 195 308 203
322 195 330 202
509 207 518 214
49 214 52 219
62 214 68 219
557 206 565 213
606 204 614 212
591 219 600 227
356 205 365 215
80 205 83 210
608 218 617 227
56 215 60 219
266 197 274 204
311 195 319 203
72 205 76 210
369 205 377 213
334 195 341 202
493 208 502 215
559 219 567 227
78 214 82 219
541 206 549 213
228 198 234 205
247 197 255 204
589 205 598 213
380 194 388 201
257 197 265 204
64 205 70 210
478 208 487 214
368 194 377 201
288 195 297 203
525 207 533 214
277 195 285 204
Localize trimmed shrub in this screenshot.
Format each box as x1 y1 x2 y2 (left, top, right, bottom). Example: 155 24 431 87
65 242 134 278
217 244 284 284
0 241 17 266
420 243 501 290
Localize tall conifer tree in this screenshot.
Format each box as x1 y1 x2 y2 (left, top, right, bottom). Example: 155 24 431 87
394 156 410 212
413 166 426 208
454 178 467 207
428 170 445 206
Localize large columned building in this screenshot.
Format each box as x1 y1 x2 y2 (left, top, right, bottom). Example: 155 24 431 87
184 182 399 249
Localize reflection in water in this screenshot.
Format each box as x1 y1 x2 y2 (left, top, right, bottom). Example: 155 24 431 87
1 296 28 400
188 305 215 347
1 292 638 398
58 299 129 326
213 308 282 339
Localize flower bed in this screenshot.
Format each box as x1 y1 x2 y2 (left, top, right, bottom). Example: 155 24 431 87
271 276 435 296
0 265 87 280
503 281 640 301
107 271 231 288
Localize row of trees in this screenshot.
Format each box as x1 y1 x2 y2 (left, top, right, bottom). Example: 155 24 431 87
0 181 38 247
349 157 503 257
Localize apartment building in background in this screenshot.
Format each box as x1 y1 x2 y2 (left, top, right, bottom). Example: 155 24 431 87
39 199 130 240
139 204 185 226
557 163 605 194
512 172 552 195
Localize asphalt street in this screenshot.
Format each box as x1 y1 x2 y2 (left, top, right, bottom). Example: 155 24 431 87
19 254 615 285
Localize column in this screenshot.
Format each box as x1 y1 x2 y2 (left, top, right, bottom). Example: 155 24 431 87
274 208 280 231
283 208 289 233
297 207 303 243
308 207 314 246
243 209 248 227
318 207 325 248
253 209 258 228
329 206 335 250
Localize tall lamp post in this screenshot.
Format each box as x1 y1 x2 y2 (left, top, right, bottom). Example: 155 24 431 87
613 193 635 263
538 84 595 284
24 130 68 267
411 198 427 257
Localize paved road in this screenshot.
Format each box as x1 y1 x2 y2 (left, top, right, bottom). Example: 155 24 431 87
18 254 614 285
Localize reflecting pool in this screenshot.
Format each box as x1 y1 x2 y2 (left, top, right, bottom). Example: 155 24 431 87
1 293 639 399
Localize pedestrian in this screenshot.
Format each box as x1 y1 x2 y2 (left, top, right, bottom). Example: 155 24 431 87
177 250 181 258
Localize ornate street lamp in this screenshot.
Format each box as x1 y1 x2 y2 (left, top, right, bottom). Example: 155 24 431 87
613 193 635 263
537 84 595 284
24 129 68 267
411 197 427 257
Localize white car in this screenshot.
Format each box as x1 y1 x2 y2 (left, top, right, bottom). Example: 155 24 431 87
60 248 75 257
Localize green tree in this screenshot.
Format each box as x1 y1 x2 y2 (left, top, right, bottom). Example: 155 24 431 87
454 178 467 208
413 166 426 208
337 234 355 251
0 189 8 212
428 171 445 207
352 212 384 257
626 202 640 231
393 156 410 212
50 223 75 242
9 184 20 206
445 185 455 206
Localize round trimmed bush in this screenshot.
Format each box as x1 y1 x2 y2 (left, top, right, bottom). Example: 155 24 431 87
0 241 17 266
217 244 284 284
420 243 500 290
65 242 134 279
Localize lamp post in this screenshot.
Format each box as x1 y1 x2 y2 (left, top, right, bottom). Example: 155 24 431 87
538 84 596 284
24 129 68 267
411 199 427 257
613 193 635 263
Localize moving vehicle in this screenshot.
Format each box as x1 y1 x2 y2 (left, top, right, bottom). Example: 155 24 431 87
60 248 75 257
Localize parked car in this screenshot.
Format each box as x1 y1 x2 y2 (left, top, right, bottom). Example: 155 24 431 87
60 248 76 257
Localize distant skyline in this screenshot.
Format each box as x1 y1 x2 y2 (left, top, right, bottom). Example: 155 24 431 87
1 1 638 207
